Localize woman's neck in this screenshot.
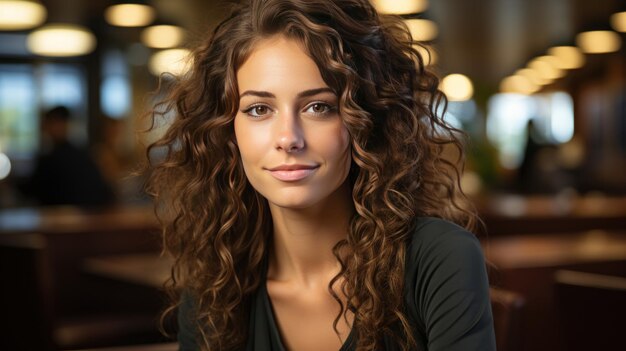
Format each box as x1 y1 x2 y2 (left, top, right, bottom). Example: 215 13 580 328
267 182 353 287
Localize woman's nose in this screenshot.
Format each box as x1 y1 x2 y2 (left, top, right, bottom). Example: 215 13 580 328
275 113 304 153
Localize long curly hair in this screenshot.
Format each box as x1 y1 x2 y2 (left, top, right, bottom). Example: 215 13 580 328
144 0 477 350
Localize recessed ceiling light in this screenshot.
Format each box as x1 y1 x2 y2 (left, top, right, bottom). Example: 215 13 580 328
404 19 438 42
105 3 156 27
547 46 585 69
141 25 185 49
372 0 428 14
610 11 626 32
528 56 565 80
26 24 96 57
576 30 622 54
500 75 539 95
0 0 46 30
441 74 474 101
149 48 192 76
516 68 550 86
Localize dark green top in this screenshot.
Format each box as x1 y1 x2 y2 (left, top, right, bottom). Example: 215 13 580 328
178 217 496 350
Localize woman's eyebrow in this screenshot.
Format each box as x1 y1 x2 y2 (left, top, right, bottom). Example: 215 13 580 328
240 90 275 98
239 87 335 99
296 87 335 98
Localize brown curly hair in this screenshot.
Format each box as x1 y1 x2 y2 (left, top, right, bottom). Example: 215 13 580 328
144 0 477 350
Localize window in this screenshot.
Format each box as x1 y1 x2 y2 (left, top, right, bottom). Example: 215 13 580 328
487 91 574 169
0 63 88 157
100 49 131 119
0 64 37 155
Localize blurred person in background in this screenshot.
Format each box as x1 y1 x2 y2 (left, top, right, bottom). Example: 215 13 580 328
518 119 545 193
518 119 574 194
20 105 115 207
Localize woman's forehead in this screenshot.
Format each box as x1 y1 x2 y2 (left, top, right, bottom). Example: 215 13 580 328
236 36 329 95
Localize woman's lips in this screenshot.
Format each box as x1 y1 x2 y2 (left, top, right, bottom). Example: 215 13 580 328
267 165 319 181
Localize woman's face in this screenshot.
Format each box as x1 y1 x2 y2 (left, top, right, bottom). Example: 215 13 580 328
234 36 351 210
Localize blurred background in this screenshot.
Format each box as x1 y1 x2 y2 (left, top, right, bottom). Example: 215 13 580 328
0 0 625 350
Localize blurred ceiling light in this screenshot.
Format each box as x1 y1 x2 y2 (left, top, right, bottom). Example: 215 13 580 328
610 11 626 32
104 3 156 27
149 48 192 76
536 55 566 78
547 46 585 69
528 56 564 80
404 18 438 42
500 75 538 95
516 68 550 86
27 24 96 56
576 30 622 53
141 24 185 49
372 0 428 14
0 152 10 180
440 73 474 101
0 0 46 30
413 44 437 66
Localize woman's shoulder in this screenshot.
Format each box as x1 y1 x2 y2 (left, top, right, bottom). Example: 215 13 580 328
404 217 495 350
405 216 486 284
408 217 479 253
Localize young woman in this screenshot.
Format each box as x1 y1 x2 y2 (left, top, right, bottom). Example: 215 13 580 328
145 0 495 350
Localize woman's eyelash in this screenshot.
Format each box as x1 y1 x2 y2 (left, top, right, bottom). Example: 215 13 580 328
242 104 272 117
240 100 338 117
305 101 338 115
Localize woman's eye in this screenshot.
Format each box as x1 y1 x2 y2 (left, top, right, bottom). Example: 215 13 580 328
244 105 271 117
305 103 333 115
